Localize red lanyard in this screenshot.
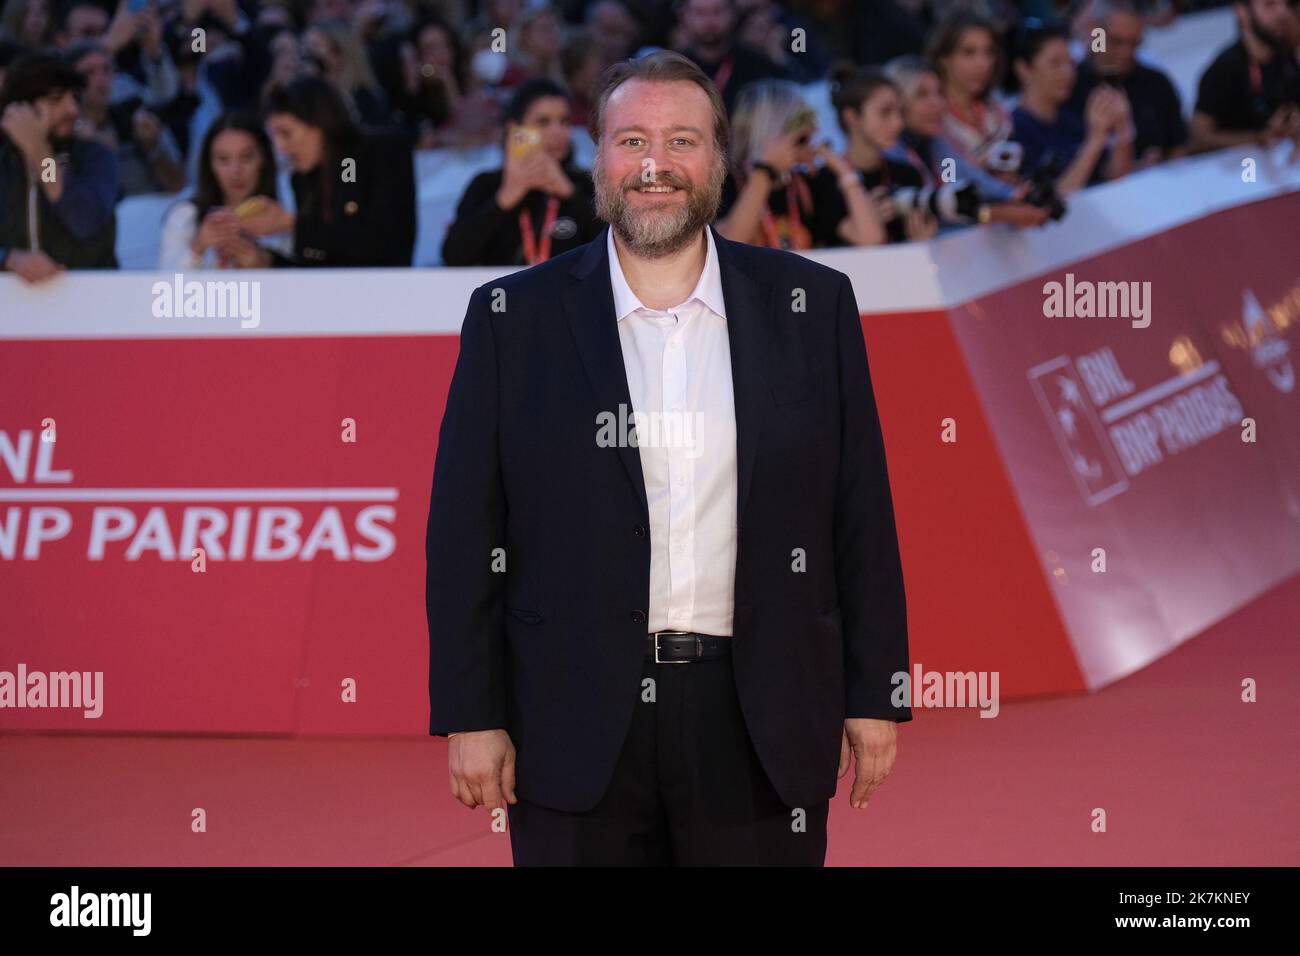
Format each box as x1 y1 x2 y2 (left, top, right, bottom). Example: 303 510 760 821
758 170 812 250
1248 58 1262 95
713 53 735 96
518 196 559 265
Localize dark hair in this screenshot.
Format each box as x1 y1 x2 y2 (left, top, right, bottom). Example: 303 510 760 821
1014 21 1071 66
587 48 729 156
828 62 898 134
0 50 84 110
926 9 1003 97
504 76 570 125
0 39 26 73
264 73 357 153
410 13 468 91
192 111 278 220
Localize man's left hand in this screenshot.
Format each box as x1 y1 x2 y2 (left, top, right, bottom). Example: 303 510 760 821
838 717 898 809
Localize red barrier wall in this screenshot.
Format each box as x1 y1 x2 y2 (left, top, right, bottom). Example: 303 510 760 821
2 182 1297 734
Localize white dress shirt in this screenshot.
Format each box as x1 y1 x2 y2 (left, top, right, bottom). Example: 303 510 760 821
607 225 738 637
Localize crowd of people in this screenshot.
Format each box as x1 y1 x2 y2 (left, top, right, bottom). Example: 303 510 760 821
0 0 1297 280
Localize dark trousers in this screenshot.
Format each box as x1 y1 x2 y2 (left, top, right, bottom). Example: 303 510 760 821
506 651 829 865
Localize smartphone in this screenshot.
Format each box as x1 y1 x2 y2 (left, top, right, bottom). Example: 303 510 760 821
508 125 542 161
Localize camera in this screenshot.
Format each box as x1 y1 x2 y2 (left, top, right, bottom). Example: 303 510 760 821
1023 154 1068 221
892 180 983 224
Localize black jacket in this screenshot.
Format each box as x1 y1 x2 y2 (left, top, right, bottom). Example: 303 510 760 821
440 159 602 266
0 134 118 269
425 223 911 812
273 129 415 267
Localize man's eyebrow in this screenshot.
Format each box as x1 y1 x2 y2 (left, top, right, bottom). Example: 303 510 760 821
609 125 706 137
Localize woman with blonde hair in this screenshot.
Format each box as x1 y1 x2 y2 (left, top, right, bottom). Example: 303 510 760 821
302 18 390 127
716 78 874 249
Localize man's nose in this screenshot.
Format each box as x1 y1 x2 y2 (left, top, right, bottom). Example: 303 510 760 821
642 146 677 180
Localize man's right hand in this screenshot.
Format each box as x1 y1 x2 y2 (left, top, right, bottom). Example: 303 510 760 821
448 728 517 810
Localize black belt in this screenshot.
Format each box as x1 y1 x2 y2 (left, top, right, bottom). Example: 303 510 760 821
646 630 732 663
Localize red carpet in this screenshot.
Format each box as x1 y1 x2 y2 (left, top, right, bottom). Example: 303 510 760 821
3 573 1297 867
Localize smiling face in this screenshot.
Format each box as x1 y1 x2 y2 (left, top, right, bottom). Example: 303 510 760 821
592 77 726 259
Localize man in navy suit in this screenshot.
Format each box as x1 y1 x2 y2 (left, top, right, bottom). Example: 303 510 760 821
426 50 911 866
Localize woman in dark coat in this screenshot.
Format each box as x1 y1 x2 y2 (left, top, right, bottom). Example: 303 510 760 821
219 75 416 268
441 77 602 267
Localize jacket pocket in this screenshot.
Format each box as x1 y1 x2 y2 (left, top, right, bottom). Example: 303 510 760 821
505 606 544 625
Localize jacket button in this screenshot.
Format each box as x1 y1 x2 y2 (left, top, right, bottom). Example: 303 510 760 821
634 524 647 537
630 609 646 624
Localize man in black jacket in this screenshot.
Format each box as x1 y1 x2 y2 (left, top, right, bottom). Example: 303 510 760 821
426 51 910 866
0 52 118 282
1067 0 1187 165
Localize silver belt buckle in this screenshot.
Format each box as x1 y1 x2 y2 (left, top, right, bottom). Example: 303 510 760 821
653 630 694 664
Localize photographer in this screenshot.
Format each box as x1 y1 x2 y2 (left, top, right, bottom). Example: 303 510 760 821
715 78 872 248
885 55 1052 230
441 77 600 266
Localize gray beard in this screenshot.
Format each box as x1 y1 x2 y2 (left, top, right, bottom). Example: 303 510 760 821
592 150 727 259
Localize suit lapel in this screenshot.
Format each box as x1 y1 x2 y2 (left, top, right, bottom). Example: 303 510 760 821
561 222 776 528
710 223 775 531
563 225 649 518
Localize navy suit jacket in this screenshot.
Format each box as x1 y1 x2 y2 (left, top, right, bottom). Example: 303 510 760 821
426 222 911 812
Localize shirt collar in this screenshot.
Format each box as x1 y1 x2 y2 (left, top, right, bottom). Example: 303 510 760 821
607 225 726 323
